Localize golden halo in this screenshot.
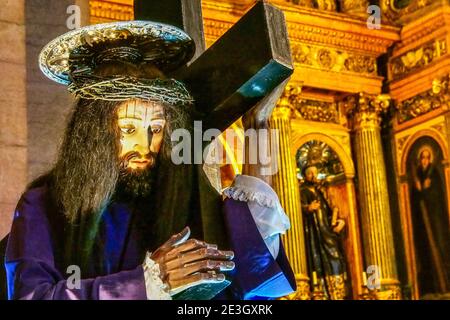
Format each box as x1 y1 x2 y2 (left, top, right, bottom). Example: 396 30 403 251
39 21 195 85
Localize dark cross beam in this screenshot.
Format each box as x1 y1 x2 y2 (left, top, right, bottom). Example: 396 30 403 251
134 0 293 132
134 0 205 62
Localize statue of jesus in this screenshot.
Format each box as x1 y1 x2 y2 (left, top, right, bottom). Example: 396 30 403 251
3 21 295 300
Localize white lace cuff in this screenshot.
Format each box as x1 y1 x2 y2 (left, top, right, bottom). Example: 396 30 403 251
142 252 172 300
223 174 291 259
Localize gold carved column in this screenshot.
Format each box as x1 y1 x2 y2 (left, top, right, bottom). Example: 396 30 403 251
269 91 310 300
346 93 401 299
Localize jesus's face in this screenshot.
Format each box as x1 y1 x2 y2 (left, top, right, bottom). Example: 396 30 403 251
117 100 166 171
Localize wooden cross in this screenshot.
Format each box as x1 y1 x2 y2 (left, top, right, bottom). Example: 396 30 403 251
134 0 293 132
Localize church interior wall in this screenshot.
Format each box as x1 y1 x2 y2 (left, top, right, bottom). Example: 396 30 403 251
25 0 90 184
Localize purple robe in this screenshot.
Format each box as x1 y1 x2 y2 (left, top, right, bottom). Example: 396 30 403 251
4 186 296 300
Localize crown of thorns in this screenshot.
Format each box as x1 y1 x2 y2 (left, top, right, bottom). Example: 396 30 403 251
68 75 194 104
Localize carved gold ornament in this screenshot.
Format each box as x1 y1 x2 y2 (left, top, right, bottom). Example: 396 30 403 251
293 44 377 75
284 0 315 7
326 274 347 300
316 0 337 12
390 39 447 80
293 99 339 123
340 0 369 14
381 0 434 24
396 75 450 123
281 277 311 300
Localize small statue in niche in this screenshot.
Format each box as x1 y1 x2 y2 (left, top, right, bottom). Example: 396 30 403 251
300 165 348 300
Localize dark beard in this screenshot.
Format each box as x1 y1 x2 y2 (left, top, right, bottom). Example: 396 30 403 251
115 151 158 199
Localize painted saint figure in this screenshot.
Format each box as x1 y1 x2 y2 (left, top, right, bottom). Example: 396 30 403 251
2 21 295 300
411 148 450 297
300 165 347 300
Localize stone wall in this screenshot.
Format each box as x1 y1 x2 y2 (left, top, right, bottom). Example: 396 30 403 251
26 0 90 181
0 0 27 239
0 0 89 239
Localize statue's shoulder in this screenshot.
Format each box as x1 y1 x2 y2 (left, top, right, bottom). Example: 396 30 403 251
20 174 52 206
20 185 48 206
222 174 279 208
17 174 54 216
9 184 50 224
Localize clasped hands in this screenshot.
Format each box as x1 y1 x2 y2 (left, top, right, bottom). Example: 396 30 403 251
150 227 235 296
